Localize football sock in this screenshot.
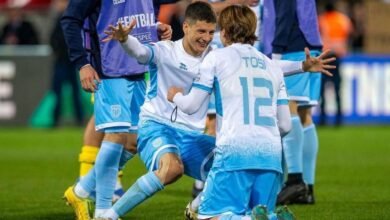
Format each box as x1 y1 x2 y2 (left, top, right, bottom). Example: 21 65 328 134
302 124 318 185
95 141 123 210
111 171 164 217
79 145 99 177
282 116 304 174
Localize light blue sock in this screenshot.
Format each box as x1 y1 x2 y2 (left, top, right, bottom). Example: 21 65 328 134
282 116 304 173
78 166 96 197
118 150 134 170
95 141 123 209
113 171 164 216
302 124 318 184
78 148 132 201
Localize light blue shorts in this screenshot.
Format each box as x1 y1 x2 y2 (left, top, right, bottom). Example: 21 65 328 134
282 51 321 104
198 168 281 219
137 119 215 181
301 72 321 106
94 78 146 133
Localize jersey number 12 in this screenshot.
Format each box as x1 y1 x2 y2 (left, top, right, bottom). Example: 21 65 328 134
239 77 275 126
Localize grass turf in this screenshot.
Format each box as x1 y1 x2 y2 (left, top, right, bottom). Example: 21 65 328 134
0 126 389 219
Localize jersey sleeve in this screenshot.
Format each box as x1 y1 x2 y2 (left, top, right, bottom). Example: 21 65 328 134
276 70 289 106
192 51 217 94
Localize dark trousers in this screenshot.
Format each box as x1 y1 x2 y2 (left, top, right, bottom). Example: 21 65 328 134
319 55 342 126
51 61 84 126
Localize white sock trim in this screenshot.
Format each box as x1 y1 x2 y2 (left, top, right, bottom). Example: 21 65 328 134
74 183 90 199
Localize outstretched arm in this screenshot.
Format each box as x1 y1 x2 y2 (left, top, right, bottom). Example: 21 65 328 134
103 20 153 64
167 87 210 115
273 48 336 77
302 47 335 76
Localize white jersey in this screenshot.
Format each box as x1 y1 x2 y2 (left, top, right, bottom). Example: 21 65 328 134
141 39 211 131
194 43 289 171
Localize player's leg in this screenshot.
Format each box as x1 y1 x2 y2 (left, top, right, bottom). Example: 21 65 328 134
295 71 321 205
198 168 254 220
68 63 84 125
192 113 216 198
182 132 216 220
250 170 282 219
277 52 311 205
297 107 317 204
51 61 66 127
102 121 184 219
278 100 307 205
79 115 104 178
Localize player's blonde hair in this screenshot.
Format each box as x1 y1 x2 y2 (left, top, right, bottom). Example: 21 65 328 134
218 4 257 45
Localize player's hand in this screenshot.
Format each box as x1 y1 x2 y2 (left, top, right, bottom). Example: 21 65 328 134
158 23 172 41
302 47 336 77
167 86 184 102
79 64 100 92
102 19 136 43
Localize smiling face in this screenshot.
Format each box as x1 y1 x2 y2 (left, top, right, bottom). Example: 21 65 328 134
182 20 216 57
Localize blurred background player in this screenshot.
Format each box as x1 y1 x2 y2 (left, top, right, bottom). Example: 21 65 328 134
61 0 172 219
0 6 39 45
318 1 352 126
49 0 84 127
272 0 324 205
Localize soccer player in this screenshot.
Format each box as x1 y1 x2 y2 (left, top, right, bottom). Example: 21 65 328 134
167 5 294 219
191 0 261 199
60 0 173 219
271 0 326 205
99 2 334 219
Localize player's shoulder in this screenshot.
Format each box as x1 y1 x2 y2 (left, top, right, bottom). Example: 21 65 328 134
151 40 175 50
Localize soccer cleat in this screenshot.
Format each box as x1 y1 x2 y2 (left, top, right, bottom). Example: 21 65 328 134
184 202 198 220
251 205 268 220
277 182 308 205
291 191 315 205
275 206 295 220
63 186 94 220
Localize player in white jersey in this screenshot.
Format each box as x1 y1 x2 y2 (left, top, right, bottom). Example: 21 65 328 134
167 5 294 220
98 2 333 219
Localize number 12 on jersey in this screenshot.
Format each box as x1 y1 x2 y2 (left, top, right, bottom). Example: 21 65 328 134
239 77 275 127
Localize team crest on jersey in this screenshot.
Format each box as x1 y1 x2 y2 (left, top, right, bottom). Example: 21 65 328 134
111 105 121 118
179 62 188 71
113 0 125 5
152 137 163 148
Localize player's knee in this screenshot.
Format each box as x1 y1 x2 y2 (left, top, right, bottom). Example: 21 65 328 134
124 133 138 154
104 132 127 145
298 107 313 126
156 154 184 185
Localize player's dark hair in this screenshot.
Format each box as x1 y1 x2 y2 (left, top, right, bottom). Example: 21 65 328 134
184 1 217 25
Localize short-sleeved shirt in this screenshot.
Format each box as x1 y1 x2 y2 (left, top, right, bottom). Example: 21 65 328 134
141 39 212 132
193 43 288 172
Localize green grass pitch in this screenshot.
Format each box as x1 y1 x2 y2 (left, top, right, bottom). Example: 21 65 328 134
0 126 389 219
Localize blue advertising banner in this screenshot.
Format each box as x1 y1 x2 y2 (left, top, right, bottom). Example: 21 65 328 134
314 54 390 124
